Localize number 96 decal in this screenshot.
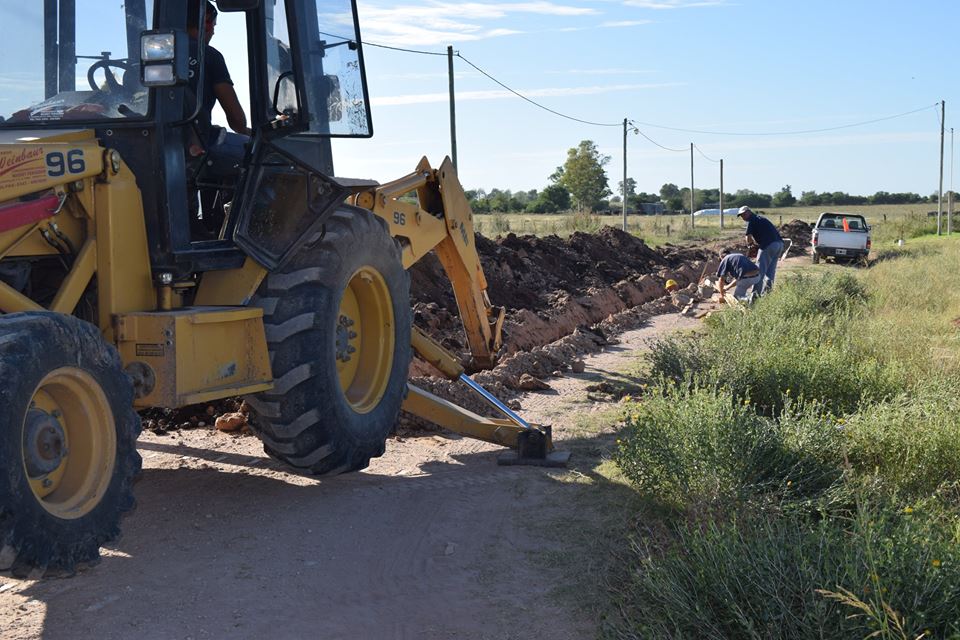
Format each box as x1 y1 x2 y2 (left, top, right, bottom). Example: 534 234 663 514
46 149 86 177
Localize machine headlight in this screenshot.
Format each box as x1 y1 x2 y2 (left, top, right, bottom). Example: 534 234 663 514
143 64 176 86
141 32 176 62
140 29 188 87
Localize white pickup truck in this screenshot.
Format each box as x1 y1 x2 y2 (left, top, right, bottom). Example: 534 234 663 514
811 212 871 264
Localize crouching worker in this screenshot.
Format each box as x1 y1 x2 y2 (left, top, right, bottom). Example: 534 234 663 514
716 249 762 302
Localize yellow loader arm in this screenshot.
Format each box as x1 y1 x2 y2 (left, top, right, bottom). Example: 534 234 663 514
352 157 505 368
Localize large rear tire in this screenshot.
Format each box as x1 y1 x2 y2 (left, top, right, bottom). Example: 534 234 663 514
0 312 141 577
245 206 411 475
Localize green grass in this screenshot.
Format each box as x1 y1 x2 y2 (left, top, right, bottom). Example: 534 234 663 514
607 239 960 639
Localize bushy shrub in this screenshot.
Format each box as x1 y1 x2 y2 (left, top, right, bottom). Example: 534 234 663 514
615 389 841 511
647 274 899 414
842 386 960 500
610 501 960 640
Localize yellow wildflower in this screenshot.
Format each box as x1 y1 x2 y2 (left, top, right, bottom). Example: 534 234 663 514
904 506 914 514
932 559 942 568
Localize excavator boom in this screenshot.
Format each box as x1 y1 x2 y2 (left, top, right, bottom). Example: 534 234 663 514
353 157 505 369
354 157 563 465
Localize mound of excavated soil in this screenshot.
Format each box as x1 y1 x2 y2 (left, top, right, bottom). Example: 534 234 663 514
410 227 710 361
779 219 813 256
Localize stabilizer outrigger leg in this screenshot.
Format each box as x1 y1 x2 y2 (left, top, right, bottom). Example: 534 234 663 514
403 327 570 467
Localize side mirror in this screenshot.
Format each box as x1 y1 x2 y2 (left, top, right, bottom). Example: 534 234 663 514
216 0 260 11
271 70 297 116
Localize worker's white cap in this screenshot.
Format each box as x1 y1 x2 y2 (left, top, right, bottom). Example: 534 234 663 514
737 206 752 217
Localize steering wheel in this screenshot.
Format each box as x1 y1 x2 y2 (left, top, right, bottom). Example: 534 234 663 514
87 58 133 93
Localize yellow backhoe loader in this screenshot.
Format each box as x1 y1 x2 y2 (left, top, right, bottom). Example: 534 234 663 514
0 0 564 577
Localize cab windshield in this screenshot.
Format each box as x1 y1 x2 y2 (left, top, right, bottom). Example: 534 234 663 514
0 1 154 126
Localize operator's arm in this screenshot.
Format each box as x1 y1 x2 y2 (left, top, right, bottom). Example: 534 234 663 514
214 83 252 136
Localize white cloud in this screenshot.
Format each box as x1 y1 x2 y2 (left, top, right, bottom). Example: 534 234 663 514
372 82 682 106
600 19 652 26
622 0 724 8
360 1 599 45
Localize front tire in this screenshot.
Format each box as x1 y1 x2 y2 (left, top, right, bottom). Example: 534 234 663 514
0 313 141 577
245 206 411 475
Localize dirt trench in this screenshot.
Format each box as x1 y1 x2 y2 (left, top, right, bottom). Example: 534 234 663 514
143 220 810 435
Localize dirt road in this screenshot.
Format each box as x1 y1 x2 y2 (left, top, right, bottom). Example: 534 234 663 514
0 314 697 640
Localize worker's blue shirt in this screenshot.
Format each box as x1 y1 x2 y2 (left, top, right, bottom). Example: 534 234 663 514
745 215 783 249
717 253 759 280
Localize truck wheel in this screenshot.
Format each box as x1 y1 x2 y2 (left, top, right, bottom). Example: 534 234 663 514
0 312 141 577
245 206 411 475
812 251 820 264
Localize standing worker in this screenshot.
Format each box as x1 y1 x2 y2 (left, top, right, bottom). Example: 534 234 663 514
715 249 762 302
737 206 784 294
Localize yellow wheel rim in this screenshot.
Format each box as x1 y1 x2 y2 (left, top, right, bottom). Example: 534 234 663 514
336 266 395 414
21 367 116 520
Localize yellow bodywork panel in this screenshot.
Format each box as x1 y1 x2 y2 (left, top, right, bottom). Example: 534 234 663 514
195 257 268 306
92 159 154 338
115 307 273 408
0 130 103 202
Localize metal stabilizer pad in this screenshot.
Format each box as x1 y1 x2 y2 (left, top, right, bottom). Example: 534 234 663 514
497 426 571 467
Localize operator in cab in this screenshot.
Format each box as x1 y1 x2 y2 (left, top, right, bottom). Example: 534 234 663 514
187 0 250 180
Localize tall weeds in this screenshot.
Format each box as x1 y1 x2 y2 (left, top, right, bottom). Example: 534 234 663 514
609 243 960 639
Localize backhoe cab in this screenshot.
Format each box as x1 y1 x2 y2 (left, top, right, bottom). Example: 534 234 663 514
0 0 560 577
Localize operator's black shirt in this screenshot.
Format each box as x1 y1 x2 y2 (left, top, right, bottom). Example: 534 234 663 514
188 40 232 130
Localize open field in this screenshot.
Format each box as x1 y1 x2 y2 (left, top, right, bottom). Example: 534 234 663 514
474 204 960 247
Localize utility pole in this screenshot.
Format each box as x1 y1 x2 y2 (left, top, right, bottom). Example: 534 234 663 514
689 143 695 228
937 100 944 235
622 118 628 232
719 159 724 230
447 45 458 170
950 127 954 235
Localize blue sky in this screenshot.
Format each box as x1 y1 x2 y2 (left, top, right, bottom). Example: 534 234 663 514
1 2 954 198
325 0 959 198
208 1 956 198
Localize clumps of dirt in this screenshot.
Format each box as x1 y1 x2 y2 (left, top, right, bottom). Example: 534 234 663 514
140 398 248 435
779 219 813 256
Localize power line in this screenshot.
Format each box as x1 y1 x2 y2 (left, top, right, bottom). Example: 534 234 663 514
627 121 686 152
346 36 937 143
629 103 939 137
363 40 450 57
694 144 720 163
316 30 451 56
455 53 621 128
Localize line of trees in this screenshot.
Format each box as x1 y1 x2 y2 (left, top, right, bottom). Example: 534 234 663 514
464 140 948 214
